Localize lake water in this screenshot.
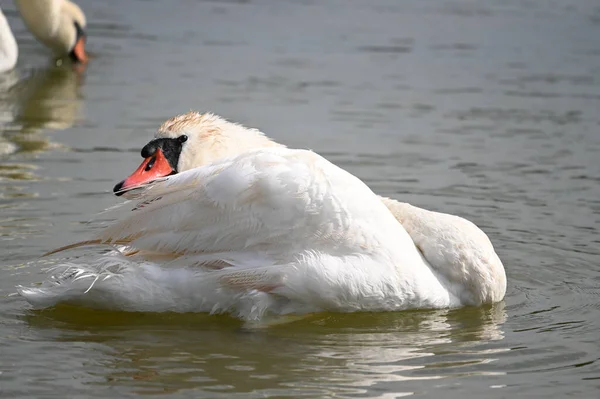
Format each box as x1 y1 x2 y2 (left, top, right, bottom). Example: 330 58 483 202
1 0 600 397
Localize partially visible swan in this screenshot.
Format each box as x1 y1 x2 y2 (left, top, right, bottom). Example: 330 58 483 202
18 112 506 320
15 0 88 64
0 1 88 73
0 2 86 153
0 8 18 73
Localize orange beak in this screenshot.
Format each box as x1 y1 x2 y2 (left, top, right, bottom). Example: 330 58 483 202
113 148 174 196
72 35 88 65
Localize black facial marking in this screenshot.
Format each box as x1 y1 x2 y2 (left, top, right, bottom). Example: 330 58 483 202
113 136 186 196
140 137 185 172
68 21 86 64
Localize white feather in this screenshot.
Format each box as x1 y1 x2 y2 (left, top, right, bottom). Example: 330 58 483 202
19 130 506 320
20 148 476 318
0 8 18 73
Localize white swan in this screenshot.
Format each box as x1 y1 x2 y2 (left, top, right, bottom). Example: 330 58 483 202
15 0 88 64
0 8 18 73
18 112 506 320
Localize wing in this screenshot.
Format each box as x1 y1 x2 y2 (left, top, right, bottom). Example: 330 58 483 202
96 149 325 255
47 148 394 290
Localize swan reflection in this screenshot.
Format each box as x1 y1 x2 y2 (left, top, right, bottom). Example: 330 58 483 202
12 64 82 134
23 305 507 396
0 65 82 181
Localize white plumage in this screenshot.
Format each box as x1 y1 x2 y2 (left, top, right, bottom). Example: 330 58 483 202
18 113 506 321
0 8 18 73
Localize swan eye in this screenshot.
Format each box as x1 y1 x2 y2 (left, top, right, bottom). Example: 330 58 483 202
178 135 188 143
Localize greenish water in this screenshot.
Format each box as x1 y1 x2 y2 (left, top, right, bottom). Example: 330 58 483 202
1 0 599 397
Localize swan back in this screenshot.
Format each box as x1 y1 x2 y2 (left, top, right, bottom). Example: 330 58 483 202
0 8 18 73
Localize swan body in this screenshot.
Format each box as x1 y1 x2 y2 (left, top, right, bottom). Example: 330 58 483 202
15 0 87 63
20 148 461 316
0 8 18 73
18 112 506 319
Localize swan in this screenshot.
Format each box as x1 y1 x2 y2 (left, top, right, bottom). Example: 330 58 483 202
18 112 506 320
0 8 18 73
15 0 88 64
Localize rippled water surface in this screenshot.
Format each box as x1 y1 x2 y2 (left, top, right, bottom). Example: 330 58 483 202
1 0 600 397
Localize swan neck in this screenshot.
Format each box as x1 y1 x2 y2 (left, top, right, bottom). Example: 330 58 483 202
16 0 79 55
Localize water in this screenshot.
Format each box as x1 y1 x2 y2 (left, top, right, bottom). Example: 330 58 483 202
1 0 599 397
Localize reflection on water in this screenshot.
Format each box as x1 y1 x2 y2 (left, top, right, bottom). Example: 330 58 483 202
0 63 85 264
14 305 506 397
13 66 83 133
1 65 83 154
0 64 83 209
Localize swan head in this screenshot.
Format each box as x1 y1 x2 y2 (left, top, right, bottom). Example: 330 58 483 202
16 0 88 65
113 112 283 196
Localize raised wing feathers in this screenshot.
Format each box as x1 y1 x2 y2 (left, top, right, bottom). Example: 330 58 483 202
54 148 388 266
